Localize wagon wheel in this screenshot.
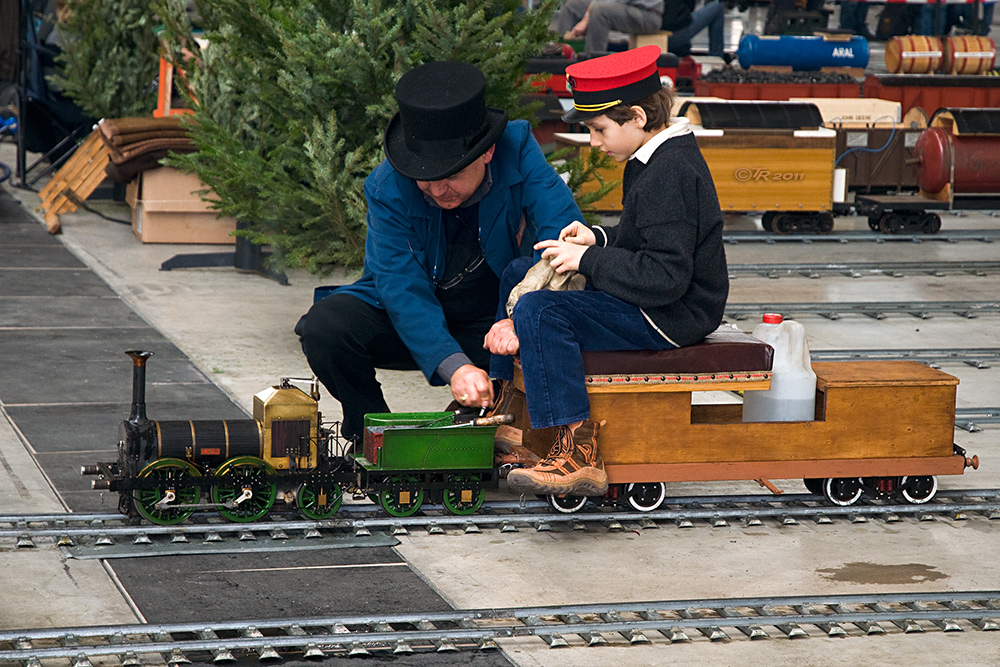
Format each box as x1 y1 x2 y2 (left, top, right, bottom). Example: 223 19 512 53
296 481 343 520
879 213 904 234
815 213 834 233
867 216 882 232
378 475 425 517
547 494 587 513
441 474 485 515
823 477 863 506
625 482 666 512
772 213 796 234
133 458 202 525
761 212 776 232
919 212 942 234
802 478 825 496
900 475 938 504
211 456 277 522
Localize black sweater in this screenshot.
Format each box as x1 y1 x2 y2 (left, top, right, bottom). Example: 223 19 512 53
578 132 729 348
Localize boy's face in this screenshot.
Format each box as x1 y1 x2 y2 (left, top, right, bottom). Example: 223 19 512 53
584 110 648 163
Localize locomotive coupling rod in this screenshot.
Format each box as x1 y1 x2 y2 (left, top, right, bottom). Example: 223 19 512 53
221 488 254 508
153 490 176 509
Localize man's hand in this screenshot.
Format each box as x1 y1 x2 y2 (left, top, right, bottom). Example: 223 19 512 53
534 239 588 274
566 7 591 38
450 364 493 409
484 318 519 356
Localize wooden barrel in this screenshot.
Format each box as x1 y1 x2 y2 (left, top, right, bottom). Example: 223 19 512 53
943 35 996 75
885 35 942 74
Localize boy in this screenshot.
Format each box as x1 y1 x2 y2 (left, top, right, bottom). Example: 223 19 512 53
484 46 729 498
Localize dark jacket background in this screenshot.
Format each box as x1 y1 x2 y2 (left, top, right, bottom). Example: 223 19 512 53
661 0 695 31
579 131 729 347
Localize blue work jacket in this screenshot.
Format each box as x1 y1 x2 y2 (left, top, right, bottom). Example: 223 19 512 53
334 120 583 384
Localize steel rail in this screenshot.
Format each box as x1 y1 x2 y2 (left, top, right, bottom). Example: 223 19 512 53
727 260 1000 279
0 592 997 660
3 490 998 547
810 348 1000 368
4 488 999 529
722 229 1000 244
724 301 1000 320
955 408 1000 432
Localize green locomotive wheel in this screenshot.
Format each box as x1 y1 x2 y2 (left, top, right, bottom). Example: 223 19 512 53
296 481 343 520
211 456 277 522
442 474 485 515
133 458 201 525
379 475 425 517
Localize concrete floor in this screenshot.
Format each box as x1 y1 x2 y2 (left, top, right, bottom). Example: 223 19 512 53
3 34 1000 667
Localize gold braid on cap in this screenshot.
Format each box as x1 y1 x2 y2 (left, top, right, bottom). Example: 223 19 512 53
573 99 624 112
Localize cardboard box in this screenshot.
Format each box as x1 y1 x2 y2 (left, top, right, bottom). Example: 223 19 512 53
127 167 237 244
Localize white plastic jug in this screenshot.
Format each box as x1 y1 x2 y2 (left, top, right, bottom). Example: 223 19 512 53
742 313 817 422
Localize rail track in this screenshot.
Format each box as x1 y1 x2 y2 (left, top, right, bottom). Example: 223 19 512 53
724 300 1000 320
728 260 1000 279
810 348 1000 368
0 591 997 662
2 489 997 558
722 229 1000 244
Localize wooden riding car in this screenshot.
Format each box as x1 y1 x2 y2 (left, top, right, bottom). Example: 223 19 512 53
511 327 977 512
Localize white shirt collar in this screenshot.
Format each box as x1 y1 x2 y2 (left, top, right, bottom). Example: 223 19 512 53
631 117 692 164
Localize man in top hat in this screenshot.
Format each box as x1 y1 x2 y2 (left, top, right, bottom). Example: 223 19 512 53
485 46 728 498
295 61 583 445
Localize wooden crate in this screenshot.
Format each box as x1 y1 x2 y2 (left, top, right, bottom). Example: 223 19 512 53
38 130 108 234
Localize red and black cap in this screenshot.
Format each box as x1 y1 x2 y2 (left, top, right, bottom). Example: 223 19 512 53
563 45 663 123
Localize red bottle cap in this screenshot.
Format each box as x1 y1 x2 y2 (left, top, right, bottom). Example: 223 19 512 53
762 313 783 324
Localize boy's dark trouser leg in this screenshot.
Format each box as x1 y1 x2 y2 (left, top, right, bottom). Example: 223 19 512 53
295 293 416 443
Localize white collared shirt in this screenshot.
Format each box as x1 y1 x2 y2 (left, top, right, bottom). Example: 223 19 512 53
630 117 692 164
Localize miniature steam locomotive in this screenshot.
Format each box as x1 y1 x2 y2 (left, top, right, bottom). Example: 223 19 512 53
83 351 507 525
86 334 979 525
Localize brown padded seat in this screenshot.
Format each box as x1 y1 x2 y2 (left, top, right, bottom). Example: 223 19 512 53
581 326 773 381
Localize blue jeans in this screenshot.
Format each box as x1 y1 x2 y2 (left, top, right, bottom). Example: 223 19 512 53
490 257 675 429
668 1 726 57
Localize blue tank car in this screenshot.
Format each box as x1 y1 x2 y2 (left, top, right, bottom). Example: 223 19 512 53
738 34 870 71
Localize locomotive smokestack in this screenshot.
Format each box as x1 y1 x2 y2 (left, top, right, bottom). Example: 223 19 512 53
125 350 154 423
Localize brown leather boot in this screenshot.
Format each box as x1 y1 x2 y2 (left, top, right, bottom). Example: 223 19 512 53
505 422 608 497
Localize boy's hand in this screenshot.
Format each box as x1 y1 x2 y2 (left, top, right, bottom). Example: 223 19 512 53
558 221 597 246
535 239 588 274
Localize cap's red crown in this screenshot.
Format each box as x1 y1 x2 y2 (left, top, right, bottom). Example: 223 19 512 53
564 45 661 93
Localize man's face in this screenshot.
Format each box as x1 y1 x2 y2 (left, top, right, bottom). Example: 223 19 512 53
416 146 495 209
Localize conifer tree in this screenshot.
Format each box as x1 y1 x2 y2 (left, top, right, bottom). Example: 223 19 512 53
156 0 612 272
52 0 160 119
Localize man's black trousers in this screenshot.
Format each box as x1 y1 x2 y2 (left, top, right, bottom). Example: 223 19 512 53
295 292 493 443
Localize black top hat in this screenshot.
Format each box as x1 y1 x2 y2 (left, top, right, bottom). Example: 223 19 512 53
384 61 509 181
